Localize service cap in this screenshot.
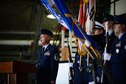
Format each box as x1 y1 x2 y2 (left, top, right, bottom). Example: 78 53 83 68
114 14 126 25
41 29 53 37
103 12 114 21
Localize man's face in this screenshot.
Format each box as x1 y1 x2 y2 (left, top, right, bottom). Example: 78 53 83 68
39 34 51 45
94 29 103 35
113 24 122 36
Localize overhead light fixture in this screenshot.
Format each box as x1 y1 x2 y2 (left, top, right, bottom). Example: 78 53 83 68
47 14 55 19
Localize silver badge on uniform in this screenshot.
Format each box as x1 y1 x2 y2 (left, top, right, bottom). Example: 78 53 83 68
116 49 119 53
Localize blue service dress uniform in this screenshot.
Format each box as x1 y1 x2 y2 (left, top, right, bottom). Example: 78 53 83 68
73 34 105 84
110 33 126 84
102 32 116 84
73 52 101 84
36 44 59 84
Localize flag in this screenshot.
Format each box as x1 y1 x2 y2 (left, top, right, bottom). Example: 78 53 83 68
78 0 89 30
77 0 88 53
41 0 68 28
41 0 101 59
77 0 96 53
85 0 96 35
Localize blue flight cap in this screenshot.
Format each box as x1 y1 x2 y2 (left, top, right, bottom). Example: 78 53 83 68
114 14 126 25
41 29 53 37
103 12 114 21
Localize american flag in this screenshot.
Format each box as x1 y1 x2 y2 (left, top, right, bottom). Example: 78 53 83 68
78 0 96 52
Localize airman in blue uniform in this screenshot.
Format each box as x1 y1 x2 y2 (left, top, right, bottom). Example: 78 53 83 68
109 14 126 84
36 29 59 84
102 12 116 84
73 22 105 84
92 21 105 53
103 12 116 53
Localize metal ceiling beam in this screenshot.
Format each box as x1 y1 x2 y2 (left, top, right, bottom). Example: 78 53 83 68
0 32 35 35
0 40 34 45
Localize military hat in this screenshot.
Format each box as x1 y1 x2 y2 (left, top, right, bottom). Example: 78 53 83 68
114 14 126 25
93 21 104 30
103 12 114 21
41 29 53 37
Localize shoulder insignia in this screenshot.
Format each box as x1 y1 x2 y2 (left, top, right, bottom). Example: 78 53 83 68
54 54 60 61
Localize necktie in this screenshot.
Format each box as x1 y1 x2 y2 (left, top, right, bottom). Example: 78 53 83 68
116 37 119 42
42 47 45 52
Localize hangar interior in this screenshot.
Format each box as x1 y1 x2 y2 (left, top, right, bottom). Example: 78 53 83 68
0 0 111 62
0 0 126 84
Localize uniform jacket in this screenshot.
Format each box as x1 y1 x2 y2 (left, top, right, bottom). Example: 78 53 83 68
107 32 116 53
110 32 126 84
36 44 59 84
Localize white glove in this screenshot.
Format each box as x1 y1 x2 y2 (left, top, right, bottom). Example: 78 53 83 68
103 53 111 61
96 77 100 83
88 81 95 84
105 22 108 32
85 40 91 47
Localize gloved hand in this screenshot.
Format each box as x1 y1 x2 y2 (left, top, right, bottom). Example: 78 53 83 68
88 77 100 84
103 52 111 61
84 40 91 47
88 81 95 84
104 22 108 31
96 76 100 83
